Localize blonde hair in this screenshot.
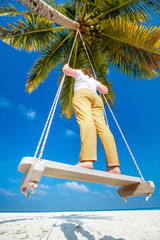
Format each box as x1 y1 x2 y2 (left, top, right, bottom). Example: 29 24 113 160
80 68 97 80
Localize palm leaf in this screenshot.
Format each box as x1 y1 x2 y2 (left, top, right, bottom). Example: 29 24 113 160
59 75 75 119
0 3 28 17
0 13 63 51
100 17 160 79
58 35 80 119
90 0 160 23
111 53 160 79
26 30 74 93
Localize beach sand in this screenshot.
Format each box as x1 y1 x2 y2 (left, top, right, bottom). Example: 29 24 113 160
0 210 160 240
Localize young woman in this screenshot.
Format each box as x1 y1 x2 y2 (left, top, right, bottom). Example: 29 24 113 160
63 64 120 174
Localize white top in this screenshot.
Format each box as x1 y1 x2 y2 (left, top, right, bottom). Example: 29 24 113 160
74 70 101 94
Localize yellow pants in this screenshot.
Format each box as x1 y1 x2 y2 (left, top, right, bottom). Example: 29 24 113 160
72 89 120 168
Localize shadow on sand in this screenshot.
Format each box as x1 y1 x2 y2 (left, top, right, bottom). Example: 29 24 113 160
60 222 125 240
41 222 125 240
1 213 125 240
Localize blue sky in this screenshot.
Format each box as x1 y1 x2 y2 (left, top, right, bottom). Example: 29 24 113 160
0 0 160 212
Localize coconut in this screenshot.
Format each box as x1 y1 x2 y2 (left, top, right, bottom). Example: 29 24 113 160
90 25 94 31
95 25 100 30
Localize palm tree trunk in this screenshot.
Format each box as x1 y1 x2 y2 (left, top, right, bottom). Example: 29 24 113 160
16 0 80 30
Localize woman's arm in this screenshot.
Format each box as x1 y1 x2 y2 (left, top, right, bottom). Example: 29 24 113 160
97 84 108 94
62 64 77 77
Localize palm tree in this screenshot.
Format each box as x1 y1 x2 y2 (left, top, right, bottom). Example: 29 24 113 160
0 0 160 119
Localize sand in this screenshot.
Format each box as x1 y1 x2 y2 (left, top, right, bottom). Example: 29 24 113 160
0 210 160 240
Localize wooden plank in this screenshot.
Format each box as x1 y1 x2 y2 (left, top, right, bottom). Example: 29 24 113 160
18 157 33 173
117 181 155 198
44 160 142 186
20 160 45 190
18 157 142 187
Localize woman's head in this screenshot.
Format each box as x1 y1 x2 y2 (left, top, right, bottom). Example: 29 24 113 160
80 68 97 80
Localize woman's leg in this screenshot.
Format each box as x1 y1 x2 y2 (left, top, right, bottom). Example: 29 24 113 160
91 94 120 170
72 90 97 163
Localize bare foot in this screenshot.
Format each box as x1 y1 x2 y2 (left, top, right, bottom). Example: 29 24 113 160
106 166 121 174
75 161 93 169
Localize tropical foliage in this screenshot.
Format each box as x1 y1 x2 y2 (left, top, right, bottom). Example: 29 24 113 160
0 0 160 119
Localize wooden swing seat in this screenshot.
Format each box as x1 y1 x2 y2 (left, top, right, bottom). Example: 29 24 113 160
18 157 155 200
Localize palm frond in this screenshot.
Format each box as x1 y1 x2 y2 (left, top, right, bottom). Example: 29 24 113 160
89 0 160 23
100 17 160 79
58 34 80 119
59 75 75 119
0 3 28 17
110 53 160 79
0 13 61 51
80 0 88 21
26 30 74 93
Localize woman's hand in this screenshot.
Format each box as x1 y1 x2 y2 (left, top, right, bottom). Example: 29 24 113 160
62 64 77 77
63 63 69 69
97 84 108 94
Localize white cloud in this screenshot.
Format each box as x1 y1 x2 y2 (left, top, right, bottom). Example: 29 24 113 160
0 97 12 107
0 188 16 196
39 184 50 190
92 189 116 199
64 128 77 137
29 196 42 201
35 189 48 195
92 191 101 196
105 190 116 199
19 104 36 119
63 181 89 193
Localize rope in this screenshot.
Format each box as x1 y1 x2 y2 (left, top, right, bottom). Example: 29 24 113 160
78 30 109 126
38 75 65 160
34 28 145 182
34 30 79 160
78 30 97 78
34 82 63 158
78 30 145 182
102 94 145 182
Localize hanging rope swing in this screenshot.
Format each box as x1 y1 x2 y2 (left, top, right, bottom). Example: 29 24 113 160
18 30 155 201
